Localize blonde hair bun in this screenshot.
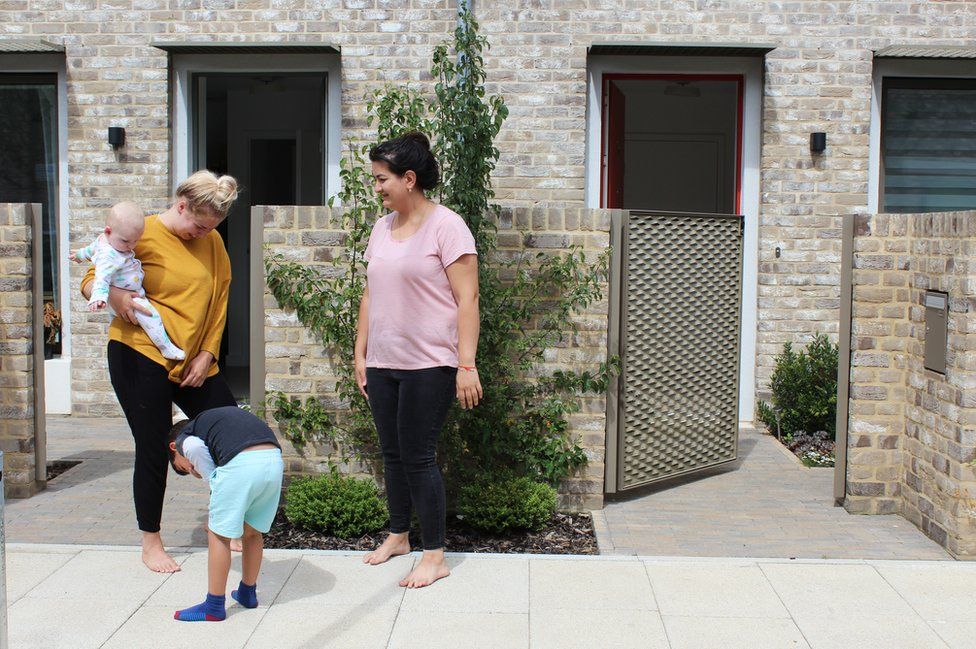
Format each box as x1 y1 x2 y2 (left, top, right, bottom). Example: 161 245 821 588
176 170 239 218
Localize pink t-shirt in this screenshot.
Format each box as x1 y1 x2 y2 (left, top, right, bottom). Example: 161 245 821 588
364 204 477 369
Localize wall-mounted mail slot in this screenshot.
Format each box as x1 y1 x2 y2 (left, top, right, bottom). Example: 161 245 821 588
924 291 948 374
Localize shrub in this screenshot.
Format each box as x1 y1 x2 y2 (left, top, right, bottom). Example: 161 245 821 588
457 474 557 533
284 470 388 539
757 333 839 440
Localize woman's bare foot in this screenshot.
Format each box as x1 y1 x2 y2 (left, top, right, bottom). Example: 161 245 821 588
363 532 410 565
230 537 243 553
142 532 181 573
399 549 450 588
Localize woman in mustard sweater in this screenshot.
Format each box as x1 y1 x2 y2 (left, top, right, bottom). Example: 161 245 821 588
82 171 239 573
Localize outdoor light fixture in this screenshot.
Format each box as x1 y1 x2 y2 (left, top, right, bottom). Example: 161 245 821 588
810 132 826 153
108 127 125 149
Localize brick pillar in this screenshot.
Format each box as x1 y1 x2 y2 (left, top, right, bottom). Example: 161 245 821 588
0 203 44 498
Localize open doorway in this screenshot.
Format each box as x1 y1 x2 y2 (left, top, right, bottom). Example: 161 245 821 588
602 75 742 214
192 73 327 402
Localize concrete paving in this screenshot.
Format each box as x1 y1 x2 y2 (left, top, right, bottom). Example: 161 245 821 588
594 427 950 560
5 544 975 649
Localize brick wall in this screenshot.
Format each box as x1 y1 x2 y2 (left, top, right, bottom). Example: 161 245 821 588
2 0 975 427
0 204 42 498
847 211 976 558
261 205 611 510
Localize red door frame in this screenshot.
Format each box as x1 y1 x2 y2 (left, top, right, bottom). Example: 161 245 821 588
600 73 745 214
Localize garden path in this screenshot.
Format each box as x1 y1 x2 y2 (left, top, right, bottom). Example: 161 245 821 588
594 427 949 560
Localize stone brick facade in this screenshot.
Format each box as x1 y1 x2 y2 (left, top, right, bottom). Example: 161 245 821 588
846 210 976 558
0 1 971 416
261 205 611 509
0 204 43 498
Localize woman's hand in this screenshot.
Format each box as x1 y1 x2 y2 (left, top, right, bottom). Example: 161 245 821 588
106 286 152 324
180 350 214 388
355 357 368 399
456 368 482 409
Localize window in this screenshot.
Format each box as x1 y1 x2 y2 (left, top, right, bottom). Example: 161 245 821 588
0 74 60 352
881 78 976 213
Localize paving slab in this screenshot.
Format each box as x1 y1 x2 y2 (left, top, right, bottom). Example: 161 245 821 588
530 608 669 649
5 546 976 649
399 555 528 614
644 562 790 619
529 557 656 611
388 611 529 649
244 601 398 649
662 617 810 649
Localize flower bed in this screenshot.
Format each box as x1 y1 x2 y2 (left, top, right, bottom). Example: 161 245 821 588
263 508 599 555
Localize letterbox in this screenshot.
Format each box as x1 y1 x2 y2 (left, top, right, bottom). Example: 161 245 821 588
924 291 948 374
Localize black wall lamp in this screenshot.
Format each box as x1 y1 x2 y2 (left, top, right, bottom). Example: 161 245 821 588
108 126 125 149
810 132 826 154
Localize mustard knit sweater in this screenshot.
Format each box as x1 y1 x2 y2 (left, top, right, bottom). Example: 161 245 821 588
82 215 231 383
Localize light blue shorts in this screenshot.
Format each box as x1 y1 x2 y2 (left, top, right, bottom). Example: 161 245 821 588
209 449 283 539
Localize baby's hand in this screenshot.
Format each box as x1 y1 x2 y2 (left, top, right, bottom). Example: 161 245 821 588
68 252 80 263
88 301 106 312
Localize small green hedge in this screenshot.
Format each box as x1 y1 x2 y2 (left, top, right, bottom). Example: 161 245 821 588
757 332 838 440
458 474 557 533
284 471 388 539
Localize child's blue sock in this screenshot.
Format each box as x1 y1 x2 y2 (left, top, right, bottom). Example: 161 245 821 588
232 581 258 608
174 593 226 622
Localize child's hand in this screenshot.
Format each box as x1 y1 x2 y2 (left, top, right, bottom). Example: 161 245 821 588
68 252 80 263
88 301 106 312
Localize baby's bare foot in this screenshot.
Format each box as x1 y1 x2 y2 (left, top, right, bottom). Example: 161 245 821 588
399 550 450 588
363 533 410 565
230 537 243 553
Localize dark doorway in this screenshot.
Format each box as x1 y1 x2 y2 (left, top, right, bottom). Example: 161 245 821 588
603 75 742 215
0 74 60 357
192 73 327 402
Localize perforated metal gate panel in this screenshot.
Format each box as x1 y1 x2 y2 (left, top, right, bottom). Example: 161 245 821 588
617 211 743 491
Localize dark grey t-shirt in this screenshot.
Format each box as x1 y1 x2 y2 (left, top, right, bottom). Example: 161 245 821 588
176 406 281 467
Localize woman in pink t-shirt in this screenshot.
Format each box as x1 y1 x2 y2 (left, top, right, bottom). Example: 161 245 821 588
354 132 482 589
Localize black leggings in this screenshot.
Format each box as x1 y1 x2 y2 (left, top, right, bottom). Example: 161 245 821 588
366 366 456 550
108 340 236 533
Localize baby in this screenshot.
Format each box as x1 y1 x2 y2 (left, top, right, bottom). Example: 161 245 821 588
70 201 185 361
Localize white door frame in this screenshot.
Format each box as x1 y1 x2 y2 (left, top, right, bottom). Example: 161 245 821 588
587 55 762 425
171 53 341 200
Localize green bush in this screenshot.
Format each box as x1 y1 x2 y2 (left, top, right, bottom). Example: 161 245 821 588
757 333 839 440
457 474 557 533
284 471 388 538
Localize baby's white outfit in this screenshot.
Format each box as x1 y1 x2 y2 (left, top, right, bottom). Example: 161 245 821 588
75 234 185 360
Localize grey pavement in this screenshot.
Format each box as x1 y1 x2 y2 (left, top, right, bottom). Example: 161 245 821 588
6 544 976 649
594 427 950 560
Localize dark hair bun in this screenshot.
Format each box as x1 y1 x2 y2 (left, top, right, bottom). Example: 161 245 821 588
369 132 440 191
404 131 431 150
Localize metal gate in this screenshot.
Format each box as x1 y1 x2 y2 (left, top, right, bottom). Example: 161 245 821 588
606 211 744 493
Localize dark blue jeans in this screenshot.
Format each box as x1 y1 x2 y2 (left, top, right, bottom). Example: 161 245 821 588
366 366 456 550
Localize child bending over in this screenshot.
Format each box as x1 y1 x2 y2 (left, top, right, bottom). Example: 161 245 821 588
167 406 283 621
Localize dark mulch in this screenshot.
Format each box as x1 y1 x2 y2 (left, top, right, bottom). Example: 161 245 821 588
46 460 82 481
264 508 599 555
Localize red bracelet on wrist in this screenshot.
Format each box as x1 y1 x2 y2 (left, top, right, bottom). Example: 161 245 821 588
458 365 477 372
